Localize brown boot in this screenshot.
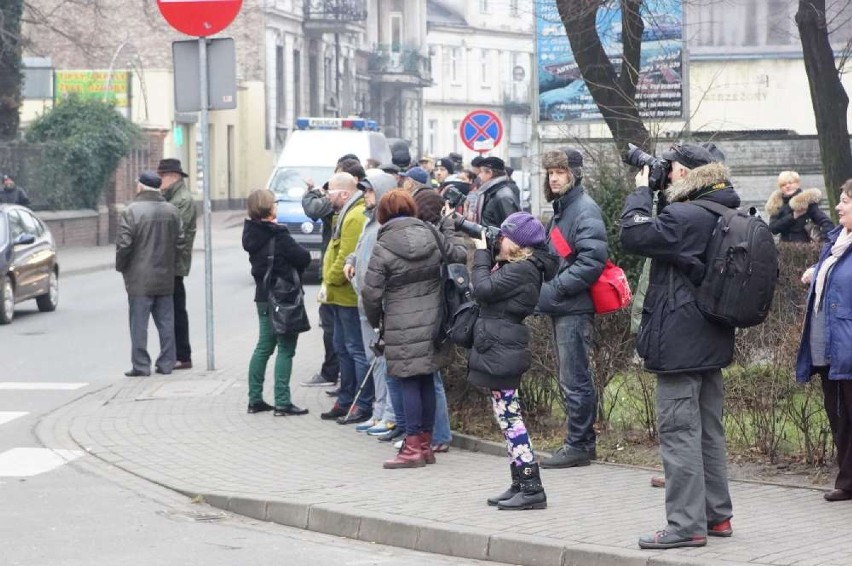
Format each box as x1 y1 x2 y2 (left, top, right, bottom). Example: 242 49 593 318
383 435 426 469
420 431 436 465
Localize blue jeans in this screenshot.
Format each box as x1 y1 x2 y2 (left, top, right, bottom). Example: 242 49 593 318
552 313 596 452
386 371 452 444
332 305 373 411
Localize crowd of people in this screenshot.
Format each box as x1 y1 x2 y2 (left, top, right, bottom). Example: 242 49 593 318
111 142 852 551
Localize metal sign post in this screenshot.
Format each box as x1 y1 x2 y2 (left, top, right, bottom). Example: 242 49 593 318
198 37 214 371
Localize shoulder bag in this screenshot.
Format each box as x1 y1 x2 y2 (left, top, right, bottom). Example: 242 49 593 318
263 236 311 335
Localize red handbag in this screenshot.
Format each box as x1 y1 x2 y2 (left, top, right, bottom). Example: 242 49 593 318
550 227 632 315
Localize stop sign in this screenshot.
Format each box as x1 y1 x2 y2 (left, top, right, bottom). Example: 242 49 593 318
157 0 243 37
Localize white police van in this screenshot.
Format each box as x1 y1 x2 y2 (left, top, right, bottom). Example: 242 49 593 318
267 117 392 278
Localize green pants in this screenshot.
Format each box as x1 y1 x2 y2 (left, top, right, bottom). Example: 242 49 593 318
249 302 298 406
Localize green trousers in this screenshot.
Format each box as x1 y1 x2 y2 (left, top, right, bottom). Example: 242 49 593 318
248 302 298 406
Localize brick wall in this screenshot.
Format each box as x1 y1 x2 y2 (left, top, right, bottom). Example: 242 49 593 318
37 210 106 247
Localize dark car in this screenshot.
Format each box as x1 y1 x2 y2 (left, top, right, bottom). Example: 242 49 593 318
0 204 59 324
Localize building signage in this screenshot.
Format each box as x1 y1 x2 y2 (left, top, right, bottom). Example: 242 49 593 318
54 70 129 107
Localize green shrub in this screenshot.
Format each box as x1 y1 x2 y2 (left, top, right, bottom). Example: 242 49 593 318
26 97 140 209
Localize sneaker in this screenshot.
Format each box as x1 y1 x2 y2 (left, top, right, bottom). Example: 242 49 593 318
325 388 340 397
301 373 337 387
708 519 733 537
355 418 380 433
366 420 395 436
539 445 592 469
377 427 404 442
431 443 450 453
638 530 707 550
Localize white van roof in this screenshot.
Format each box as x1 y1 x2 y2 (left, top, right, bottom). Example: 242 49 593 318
276 130 392 168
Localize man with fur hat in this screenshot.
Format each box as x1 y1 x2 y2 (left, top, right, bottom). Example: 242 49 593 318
766 170 834 243
536 147 608 471
157 158 197 370
620 143 737 550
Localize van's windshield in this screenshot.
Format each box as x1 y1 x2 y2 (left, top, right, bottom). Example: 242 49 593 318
268 167 335 200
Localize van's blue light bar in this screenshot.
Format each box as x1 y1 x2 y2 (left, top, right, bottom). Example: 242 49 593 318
295 117 379 131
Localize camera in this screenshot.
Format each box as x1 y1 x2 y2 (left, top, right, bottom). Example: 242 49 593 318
442 185 467 209
623 143 671 192
453 216 502 252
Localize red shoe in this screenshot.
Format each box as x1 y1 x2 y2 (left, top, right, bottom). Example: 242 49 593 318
383 436 425 469
420 432 435 465
708 519 733 537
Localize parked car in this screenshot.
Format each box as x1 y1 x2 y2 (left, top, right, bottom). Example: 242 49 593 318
0 204 59 324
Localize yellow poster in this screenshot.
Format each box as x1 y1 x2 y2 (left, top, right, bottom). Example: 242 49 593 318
54 70 130 107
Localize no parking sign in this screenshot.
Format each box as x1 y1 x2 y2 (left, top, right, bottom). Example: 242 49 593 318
459 110 504 153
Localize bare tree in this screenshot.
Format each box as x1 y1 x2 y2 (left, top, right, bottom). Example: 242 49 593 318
0 1 24 140
796 0 852 213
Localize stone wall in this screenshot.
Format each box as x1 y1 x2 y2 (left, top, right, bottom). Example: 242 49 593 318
37 209 108 247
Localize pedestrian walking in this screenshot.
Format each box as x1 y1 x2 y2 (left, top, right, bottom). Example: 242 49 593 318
620 143 737 549
242 189 312 416
469 212 558 509
797 178 852 503
157 159 197 370
115 171 182 377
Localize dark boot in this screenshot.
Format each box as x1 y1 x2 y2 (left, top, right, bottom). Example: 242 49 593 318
487 464 520 506
383 435 426 469
497 463 547 510
420 431 436 465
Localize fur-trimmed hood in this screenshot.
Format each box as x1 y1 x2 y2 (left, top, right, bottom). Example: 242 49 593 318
665 162 731 203
765 187 822 216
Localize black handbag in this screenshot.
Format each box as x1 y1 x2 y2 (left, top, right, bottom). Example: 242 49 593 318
263 237 311 335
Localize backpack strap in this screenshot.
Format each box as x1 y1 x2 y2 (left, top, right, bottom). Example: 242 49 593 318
690 199 735 218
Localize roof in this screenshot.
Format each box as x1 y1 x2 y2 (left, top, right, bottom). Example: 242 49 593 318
427 0 467 27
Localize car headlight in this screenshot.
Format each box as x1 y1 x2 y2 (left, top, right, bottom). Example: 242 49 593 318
301 222 314 234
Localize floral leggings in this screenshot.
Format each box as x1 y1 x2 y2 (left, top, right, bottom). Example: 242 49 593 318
490 389 535 467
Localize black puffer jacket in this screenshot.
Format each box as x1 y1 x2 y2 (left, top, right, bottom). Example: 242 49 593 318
242 219 311 302
362 217 450 378
766 188 834 243
468 248 559 390
620 162 738 374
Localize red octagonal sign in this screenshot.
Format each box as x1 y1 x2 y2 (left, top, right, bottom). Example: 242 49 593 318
157 0 243 37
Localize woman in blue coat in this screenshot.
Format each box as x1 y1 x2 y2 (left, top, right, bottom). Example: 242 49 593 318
796 179 852 502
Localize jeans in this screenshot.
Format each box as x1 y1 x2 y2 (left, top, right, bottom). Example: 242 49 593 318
173 276 191 363
332 305 373 411
387 371 452 443
248 302 298 406
396 373 436 436
552 313 596 452
360 311 393 422
318 303 339 382
128 294 175 374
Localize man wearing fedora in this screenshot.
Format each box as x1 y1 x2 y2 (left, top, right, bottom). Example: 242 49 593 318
158 158 197 370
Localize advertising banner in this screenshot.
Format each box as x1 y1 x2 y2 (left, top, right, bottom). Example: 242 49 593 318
536 0 683 122
54 70 130 107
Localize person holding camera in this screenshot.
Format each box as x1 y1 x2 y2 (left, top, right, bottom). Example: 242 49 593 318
766 170 834 243
536 148 608 470
469 212 558 509
620 143 737 550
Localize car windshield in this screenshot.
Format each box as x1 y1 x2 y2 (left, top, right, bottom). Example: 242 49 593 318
269 167 334 200
0 214 6 247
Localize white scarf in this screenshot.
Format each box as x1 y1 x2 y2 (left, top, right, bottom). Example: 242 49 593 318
814 228 852 313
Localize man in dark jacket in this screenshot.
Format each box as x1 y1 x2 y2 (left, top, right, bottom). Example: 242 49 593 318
536 148 608 470
619 143 736 550
0 174 31 207
473 156 520 228
158 158 196 370
116 171 182 377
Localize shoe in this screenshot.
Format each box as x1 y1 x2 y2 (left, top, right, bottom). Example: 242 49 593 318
487 464 521 506
383 435 426 469
377 427 404 442
336 407 372 425
824 489 852 502
539 445 592 469
356 418 380 433
431 443 450 453
154 367 171 375
325 388 340 397
320 403 348 420
651 475 666 488
420 431 435 465
497 463 547 510
366 420 395 436
124 369 150 377
301 373 337 387
708 519 733 537
638 530 707 550
174 360 192 370
247 400 274 414
274 403 309 416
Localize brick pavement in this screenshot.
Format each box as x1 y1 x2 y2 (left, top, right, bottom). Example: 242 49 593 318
47 222 852 566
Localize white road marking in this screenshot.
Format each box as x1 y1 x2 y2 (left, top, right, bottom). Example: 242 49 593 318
0 412 28 426
0 382 87 391
0 448 84 477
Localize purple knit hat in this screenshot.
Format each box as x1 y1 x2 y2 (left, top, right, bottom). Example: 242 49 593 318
500 212 546 248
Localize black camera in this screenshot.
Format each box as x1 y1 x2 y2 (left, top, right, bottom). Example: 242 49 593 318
623 143 671 192
442 185 467 209
453 216 502 252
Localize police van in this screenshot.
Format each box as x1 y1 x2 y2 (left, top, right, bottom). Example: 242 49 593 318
267 117 392 278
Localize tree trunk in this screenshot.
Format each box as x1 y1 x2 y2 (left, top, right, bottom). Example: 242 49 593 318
0 1 24 140
555 0 650 152
796 0 852 215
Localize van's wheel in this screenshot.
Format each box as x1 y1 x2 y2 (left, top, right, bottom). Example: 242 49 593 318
0 275 14 324
36 270 59 312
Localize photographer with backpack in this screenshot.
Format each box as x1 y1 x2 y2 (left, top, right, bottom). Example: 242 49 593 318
620 144 739 550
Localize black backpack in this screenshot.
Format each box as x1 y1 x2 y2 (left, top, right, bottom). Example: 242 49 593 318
689 200 778 328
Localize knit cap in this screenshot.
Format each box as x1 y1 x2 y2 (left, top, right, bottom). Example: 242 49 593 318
413 188 444 224
500 212 546 248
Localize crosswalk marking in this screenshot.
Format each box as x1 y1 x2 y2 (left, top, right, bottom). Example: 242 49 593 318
0 412 28 426
0 448 83 477
0 382 87 391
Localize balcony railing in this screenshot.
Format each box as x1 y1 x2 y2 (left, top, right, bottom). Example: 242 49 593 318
304 0 367 22
368 44 431 83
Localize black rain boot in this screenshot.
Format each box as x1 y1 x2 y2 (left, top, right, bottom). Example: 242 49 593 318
487 464 521 506
497 463 547 510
